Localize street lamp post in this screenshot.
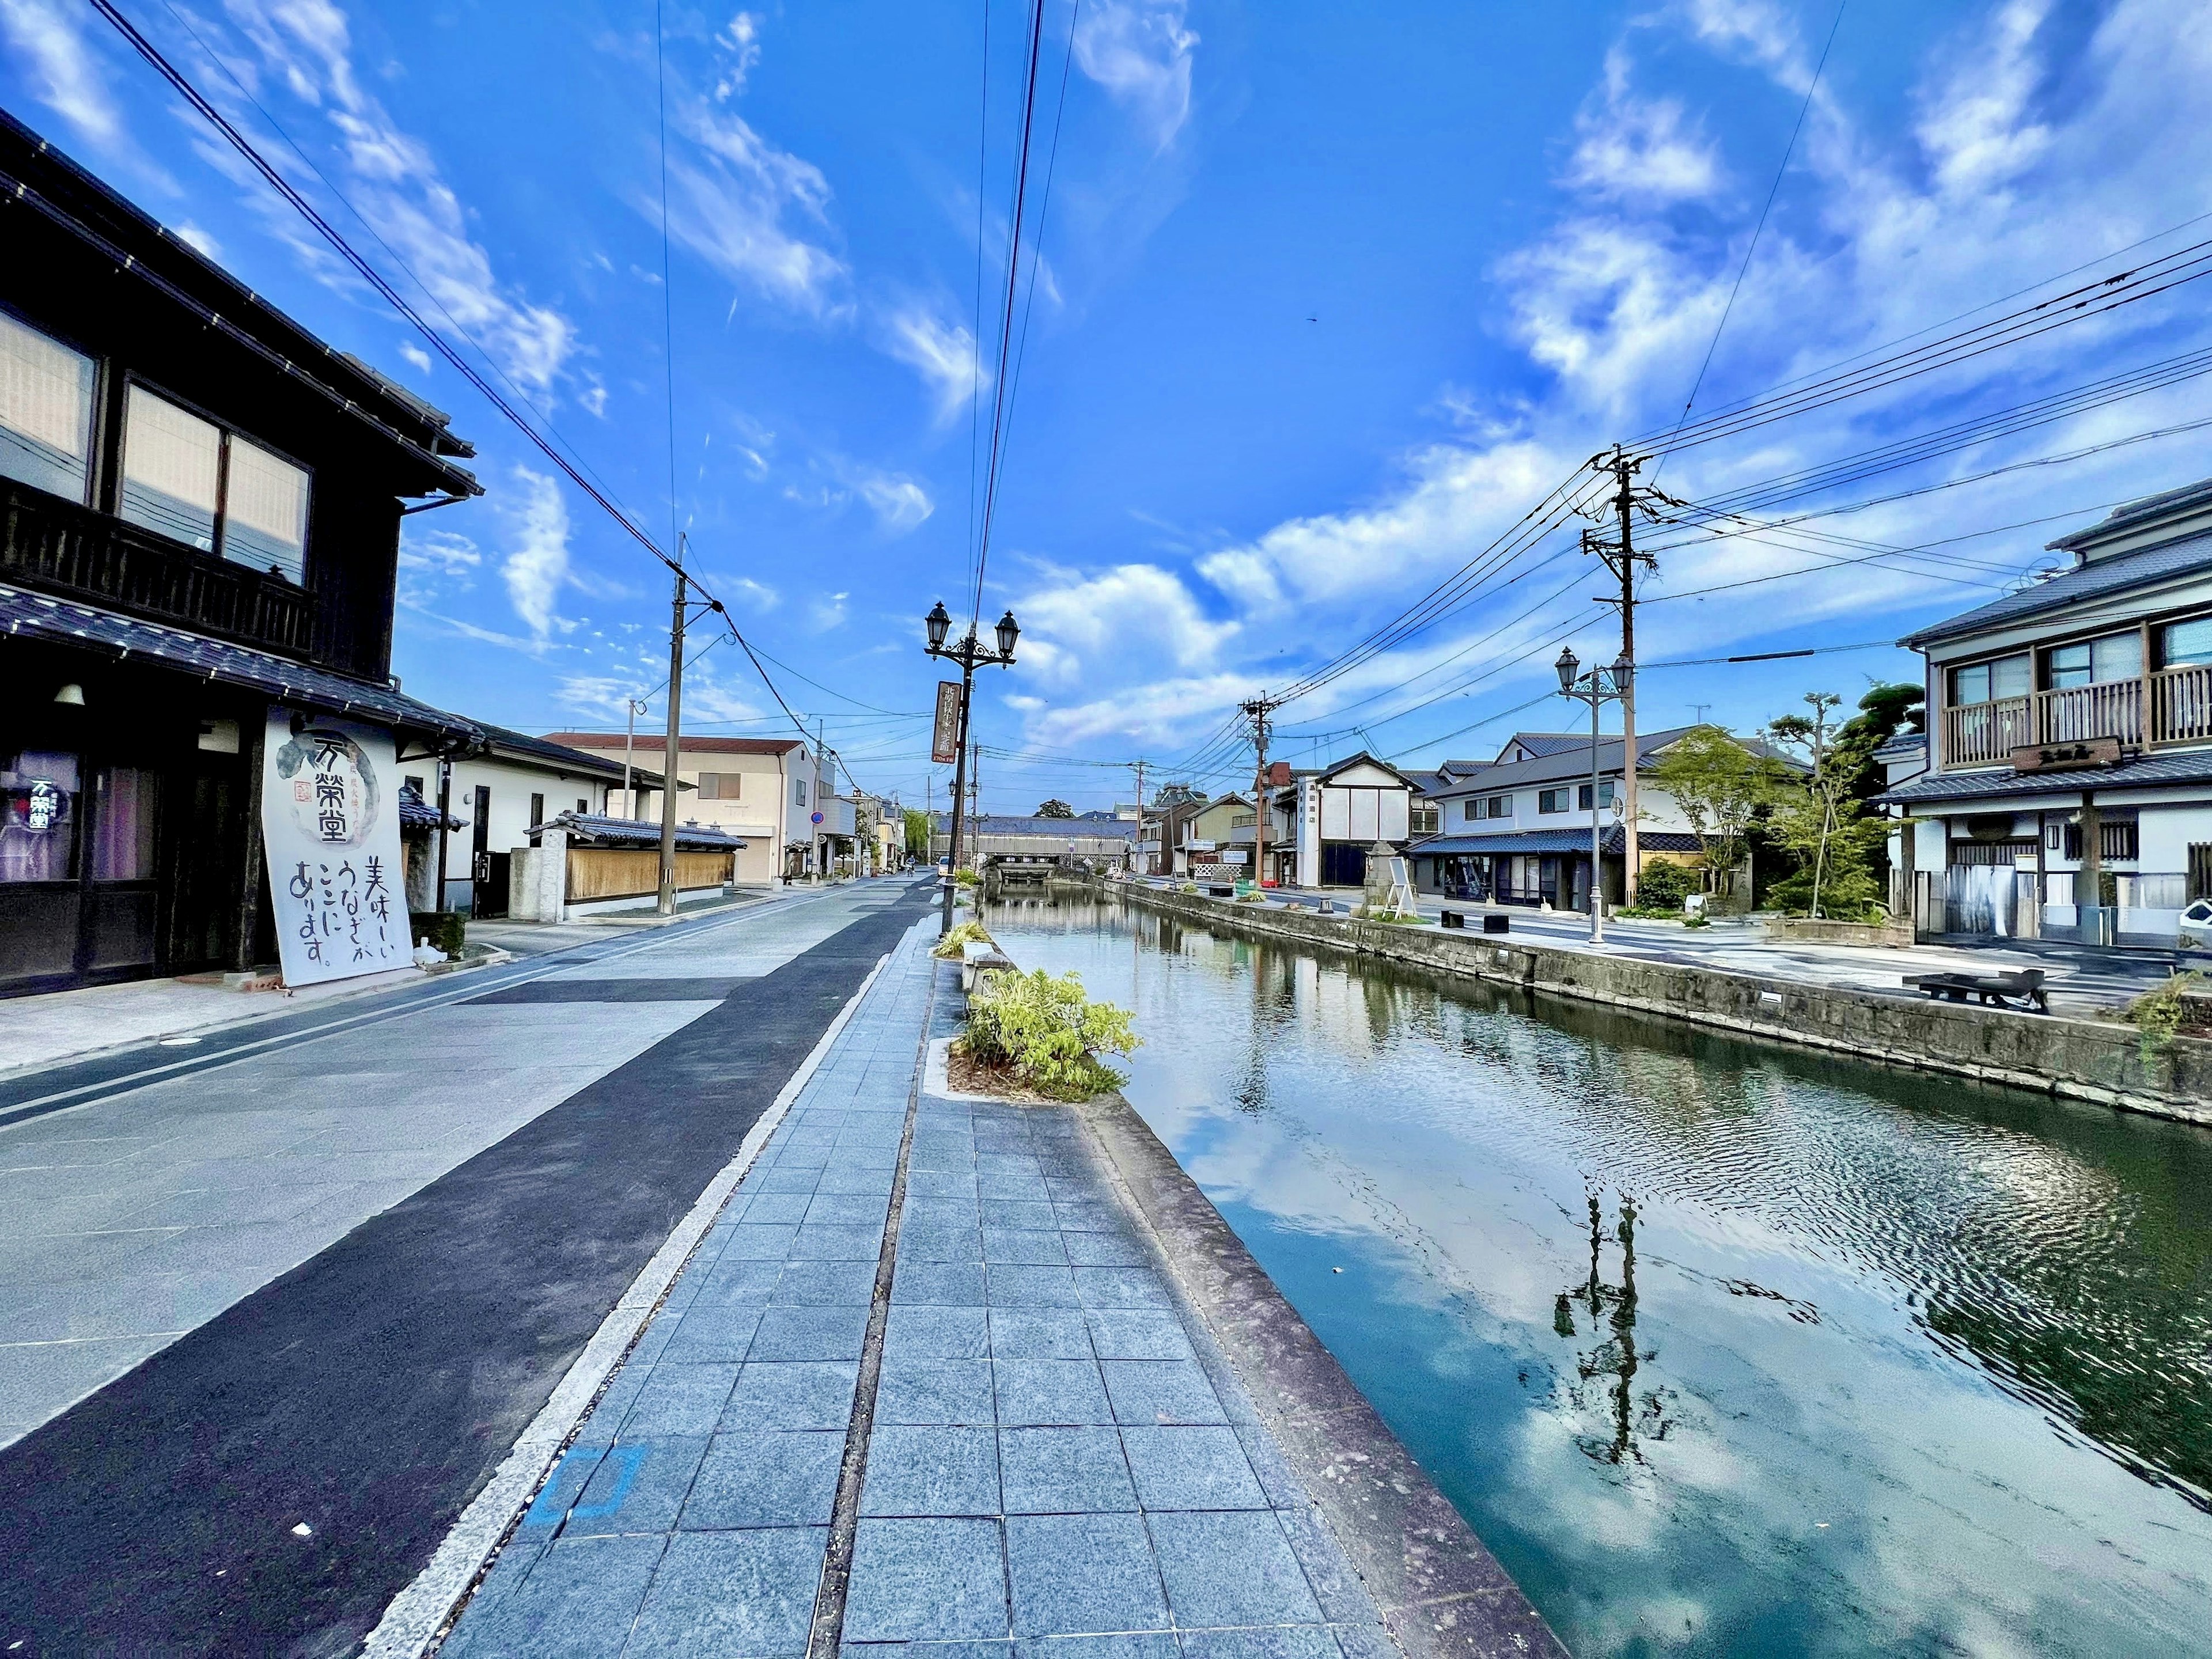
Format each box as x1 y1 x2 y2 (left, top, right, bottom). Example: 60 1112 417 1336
1555 645 1633 945
925 601 1020 936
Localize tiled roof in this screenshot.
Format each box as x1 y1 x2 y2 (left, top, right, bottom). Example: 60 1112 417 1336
529 812 745 850
1899 527 2212 647
1412 827 1705 857
541 732 805 756
0 582 481 741
2047 475 2212 551
1875 748 2212 805
1423 727 1728 795
474 722 665 786
396 781 464 832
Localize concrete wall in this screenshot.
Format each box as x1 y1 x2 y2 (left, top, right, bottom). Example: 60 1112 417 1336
1095 879 2211 1126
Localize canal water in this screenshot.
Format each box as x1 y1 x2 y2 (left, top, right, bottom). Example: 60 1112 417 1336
982 893 2212 1658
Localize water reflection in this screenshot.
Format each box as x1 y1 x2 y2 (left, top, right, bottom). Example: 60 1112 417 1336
987 893 2212 1657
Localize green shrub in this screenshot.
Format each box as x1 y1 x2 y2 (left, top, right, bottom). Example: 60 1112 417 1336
410 910 465 957
961 968 1141 1100
955 868 979 887
1635 861 1696 911
2127 971 2204 1059
932 921 995 960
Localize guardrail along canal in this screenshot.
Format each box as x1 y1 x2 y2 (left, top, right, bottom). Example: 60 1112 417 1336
983 894 2212 1657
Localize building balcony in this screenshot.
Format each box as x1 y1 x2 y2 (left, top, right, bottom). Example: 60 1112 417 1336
2 482 319 660
1941 665 2212 768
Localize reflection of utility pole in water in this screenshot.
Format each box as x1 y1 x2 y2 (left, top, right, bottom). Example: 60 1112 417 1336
1551 1191 1661 1466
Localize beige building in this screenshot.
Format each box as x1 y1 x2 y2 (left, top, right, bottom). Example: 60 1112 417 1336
543 733 821 887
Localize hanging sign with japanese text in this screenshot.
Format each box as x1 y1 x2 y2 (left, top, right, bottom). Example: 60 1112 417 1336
932 680 964 765
261 710 408 986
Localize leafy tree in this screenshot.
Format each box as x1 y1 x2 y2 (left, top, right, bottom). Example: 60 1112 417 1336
1635 859 1696 911
1839 682 1926 800
1035 799 1075 819
1647 726 1785 897
1763 692 1889 920
902 807 931 858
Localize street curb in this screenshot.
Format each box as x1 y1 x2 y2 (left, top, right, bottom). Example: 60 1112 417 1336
1074 1088 1570 1659
359 934 906 1659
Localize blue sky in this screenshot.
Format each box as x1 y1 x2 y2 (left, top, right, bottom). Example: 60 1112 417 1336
6 0 2211 812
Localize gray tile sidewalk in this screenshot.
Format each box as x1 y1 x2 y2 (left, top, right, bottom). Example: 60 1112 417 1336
441 928 1393 1659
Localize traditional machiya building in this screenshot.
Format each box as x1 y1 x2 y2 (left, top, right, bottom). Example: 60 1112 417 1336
1879 478 2212 946
0 110 483 995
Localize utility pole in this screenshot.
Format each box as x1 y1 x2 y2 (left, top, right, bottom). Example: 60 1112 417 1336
1131 758 1146 874
1240 695 1281 888
968 740 981 873
812 715 826 885
623 696 647 818
656 536 688 918
1586 448 1662 907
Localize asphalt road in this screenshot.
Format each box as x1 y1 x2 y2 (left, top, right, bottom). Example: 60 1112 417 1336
0 879 933 1657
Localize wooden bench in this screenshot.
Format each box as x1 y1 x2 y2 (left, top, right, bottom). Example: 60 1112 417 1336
1904 967 2048 1014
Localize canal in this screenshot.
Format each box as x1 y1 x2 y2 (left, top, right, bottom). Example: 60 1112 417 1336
982 893 2212 1657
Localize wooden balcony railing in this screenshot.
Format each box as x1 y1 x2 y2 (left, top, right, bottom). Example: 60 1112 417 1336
1944 664 2212 767
2 482 317 659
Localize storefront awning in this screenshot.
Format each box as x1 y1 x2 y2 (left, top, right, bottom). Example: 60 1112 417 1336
0 582 482 744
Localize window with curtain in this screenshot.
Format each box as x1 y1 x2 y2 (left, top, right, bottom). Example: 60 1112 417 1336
1949 653 2030 706
119 385 310 582
2160 616 2212 668
1577 781 1616 810
222 435 308 582
0 312 94 502
89 767 158 881
121 385 221 551
1 751 80 883
2046 632 2143 688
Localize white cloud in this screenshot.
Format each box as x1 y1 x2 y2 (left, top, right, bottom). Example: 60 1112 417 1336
883 306 986 425
1073 0 1199 151
399 525 480 576
1565 50 1724 204
809 592 850 631
398 340 434 373
852 469 934 534
715 11 763 100
727 575 781 611
216 0 578 397
662 106 847 317
0 0 121 145
1017 563 1238 686
174 221 225 259
500 466 575 638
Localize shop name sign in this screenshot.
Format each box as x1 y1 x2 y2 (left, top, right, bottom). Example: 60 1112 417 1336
2012 737 2123 773
261 711 408 987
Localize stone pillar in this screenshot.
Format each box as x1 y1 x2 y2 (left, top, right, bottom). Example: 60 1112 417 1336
536 826 569 924
2075 792 2105 943
508 848 540 921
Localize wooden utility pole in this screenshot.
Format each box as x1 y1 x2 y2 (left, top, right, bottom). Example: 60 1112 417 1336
656 537 687 917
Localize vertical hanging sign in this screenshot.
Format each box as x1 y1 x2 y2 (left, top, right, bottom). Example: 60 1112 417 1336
931 680 963 765
262 710 409 986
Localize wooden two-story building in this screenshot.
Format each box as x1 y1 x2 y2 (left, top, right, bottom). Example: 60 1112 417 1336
1881 478 2212 945
0 111 483 994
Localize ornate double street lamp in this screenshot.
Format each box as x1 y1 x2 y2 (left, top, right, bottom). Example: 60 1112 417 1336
1555 645 1633 945
925 601 1020 935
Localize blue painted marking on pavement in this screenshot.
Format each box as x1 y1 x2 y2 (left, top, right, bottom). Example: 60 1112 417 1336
563 1444 647 1521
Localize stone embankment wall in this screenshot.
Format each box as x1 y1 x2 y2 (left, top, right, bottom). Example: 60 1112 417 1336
1067 879 2212 1127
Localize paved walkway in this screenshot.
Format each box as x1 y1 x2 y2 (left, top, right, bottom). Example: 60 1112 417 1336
444 926 1395 1659
1130 879 2173 1016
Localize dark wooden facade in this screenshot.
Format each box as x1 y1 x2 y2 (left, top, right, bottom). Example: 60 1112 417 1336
0 109 479 995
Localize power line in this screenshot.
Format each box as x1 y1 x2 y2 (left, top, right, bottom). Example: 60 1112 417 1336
89 1 880 787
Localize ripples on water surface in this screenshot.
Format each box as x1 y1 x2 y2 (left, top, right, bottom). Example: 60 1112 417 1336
984 896 2212 1657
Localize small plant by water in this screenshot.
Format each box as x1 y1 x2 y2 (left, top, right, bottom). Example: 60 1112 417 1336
960 967 1141 1100
2126 971 2206 1058
932 920 995 960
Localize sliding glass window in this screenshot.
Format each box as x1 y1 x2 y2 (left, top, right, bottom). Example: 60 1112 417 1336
0 311 95 503
119 384 310 584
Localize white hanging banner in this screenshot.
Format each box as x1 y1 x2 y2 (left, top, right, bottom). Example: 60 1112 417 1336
261 710 410 986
